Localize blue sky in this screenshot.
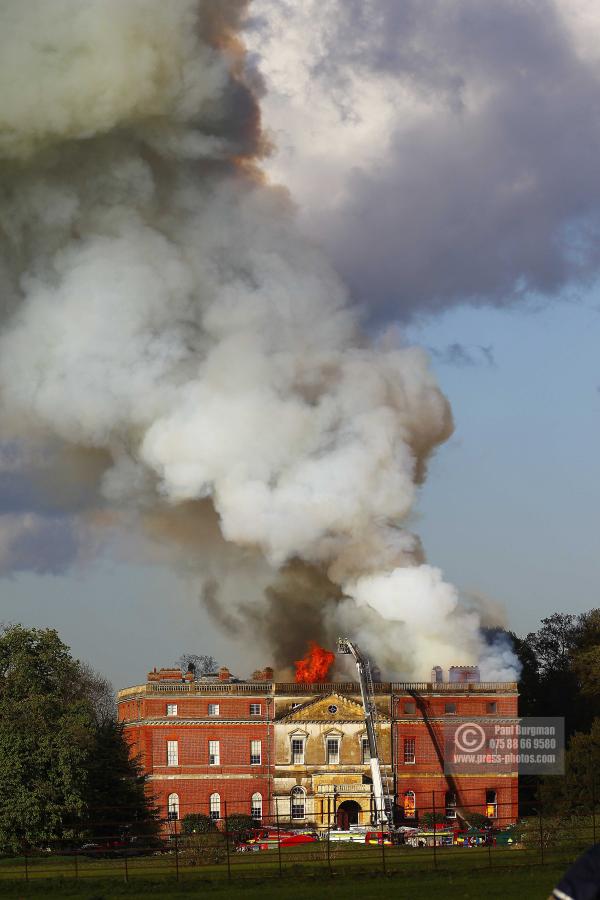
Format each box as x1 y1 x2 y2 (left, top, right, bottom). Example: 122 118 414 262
409 297 600 633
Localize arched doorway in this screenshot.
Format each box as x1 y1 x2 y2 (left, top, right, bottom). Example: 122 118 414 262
336 800 361 829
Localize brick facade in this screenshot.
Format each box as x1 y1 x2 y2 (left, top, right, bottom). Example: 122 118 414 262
118 669 519 831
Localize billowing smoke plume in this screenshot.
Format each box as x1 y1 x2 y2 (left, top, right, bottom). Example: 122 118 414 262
0 0 517 679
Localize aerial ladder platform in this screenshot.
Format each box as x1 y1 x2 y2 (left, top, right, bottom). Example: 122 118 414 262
337 638 393 827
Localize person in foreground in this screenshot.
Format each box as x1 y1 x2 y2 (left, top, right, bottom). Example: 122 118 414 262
549 844 600 900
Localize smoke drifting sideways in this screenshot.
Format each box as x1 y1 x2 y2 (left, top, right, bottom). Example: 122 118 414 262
0 0 518 680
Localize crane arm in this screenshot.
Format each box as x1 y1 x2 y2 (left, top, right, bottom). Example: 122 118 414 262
337 638 389 826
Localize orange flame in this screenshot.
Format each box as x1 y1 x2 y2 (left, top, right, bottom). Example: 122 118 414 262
294 641 335 683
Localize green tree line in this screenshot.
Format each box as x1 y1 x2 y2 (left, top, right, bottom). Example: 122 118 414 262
0 624 159 853
507 610 600 815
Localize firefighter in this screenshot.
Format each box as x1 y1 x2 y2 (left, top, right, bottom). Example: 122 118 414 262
548 844 600 900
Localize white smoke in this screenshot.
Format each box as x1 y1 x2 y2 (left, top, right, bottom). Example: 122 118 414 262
0 0 518 680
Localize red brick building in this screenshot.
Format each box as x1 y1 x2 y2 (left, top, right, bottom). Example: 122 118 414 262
117 665 518 830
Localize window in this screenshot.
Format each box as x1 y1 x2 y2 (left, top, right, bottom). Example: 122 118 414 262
361 737 370 764
326 737 340 764
167 793 179 821
486 701 497 714
403 737 416 764
486 789 497 819
445 791 457 819
250 740 262 765
403 701 416 715
291 737 305 764
403 791 416 818
445 702 457 714
250 703 261 716
210 792 221 821
166 704 178 717
291 786 305 819
208 703 220 717
167 740 178 766
251 792 262 821
209 740 220 766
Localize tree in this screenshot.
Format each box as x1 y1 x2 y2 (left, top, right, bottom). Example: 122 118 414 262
224 813 256 842
541 718 600 816
177 653 218 678
0 624 157 852
181 813 216 835
0 625 97 851
526 613 578 677
82 719 160 840
421 812 447 827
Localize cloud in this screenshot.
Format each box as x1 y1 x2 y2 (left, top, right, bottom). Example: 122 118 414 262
247 0 600 318
0 513 79 576
429 342 496 368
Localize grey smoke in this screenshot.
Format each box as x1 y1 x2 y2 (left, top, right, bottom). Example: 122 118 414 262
249 0 600 318
0 0 520 678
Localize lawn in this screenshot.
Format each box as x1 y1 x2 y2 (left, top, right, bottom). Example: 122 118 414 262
0 834 590 899
0 861 570 899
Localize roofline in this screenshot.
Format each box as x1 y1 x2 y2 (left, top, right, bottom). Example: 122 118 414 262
117 680 519 701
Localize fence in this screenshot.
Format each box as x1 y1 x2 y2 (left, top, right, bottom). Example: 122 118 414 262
0 788 597 888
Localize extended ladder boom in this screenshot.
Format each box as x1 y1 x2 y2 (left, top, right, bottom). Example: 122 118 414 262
337 638 389 827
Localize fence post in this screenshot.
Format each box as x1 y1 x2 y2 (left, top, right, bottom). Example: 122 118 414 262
380 811 387 875
224 800 232 882
591 771 596 844
431 791 437 870
24 848 28 882
174 827 179 882
123 851 129 883
327 805 332 875
275 798 283 877
537 793 545 866
74 848 79 880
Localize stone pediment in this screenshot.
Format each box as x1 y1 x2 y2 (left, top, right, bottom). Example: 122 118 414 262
282 692 367 722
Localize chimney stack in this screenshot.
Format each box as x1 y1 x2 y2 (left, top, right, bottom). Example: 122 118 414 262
431 665 444 683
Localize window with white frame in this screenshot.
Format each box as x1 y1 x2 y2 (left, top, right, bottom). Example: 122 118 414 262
209 740 220 765
290 786 305 819
445 791 457 818
251 792 262 821
250 739 261 765
326 737 340 764
249 703 261 716
166 703 178 717
403 737 416 764
167 740 179 766
291 736 305 764
208 703 220 716
210 792 221 821
486 789 498 819
403 790 416 817
361 737 370 764
167 793 179 821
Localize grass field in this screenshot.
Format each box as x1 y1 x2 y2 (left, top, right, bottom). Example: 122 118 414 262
0 841 583 900
0 861 569 899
